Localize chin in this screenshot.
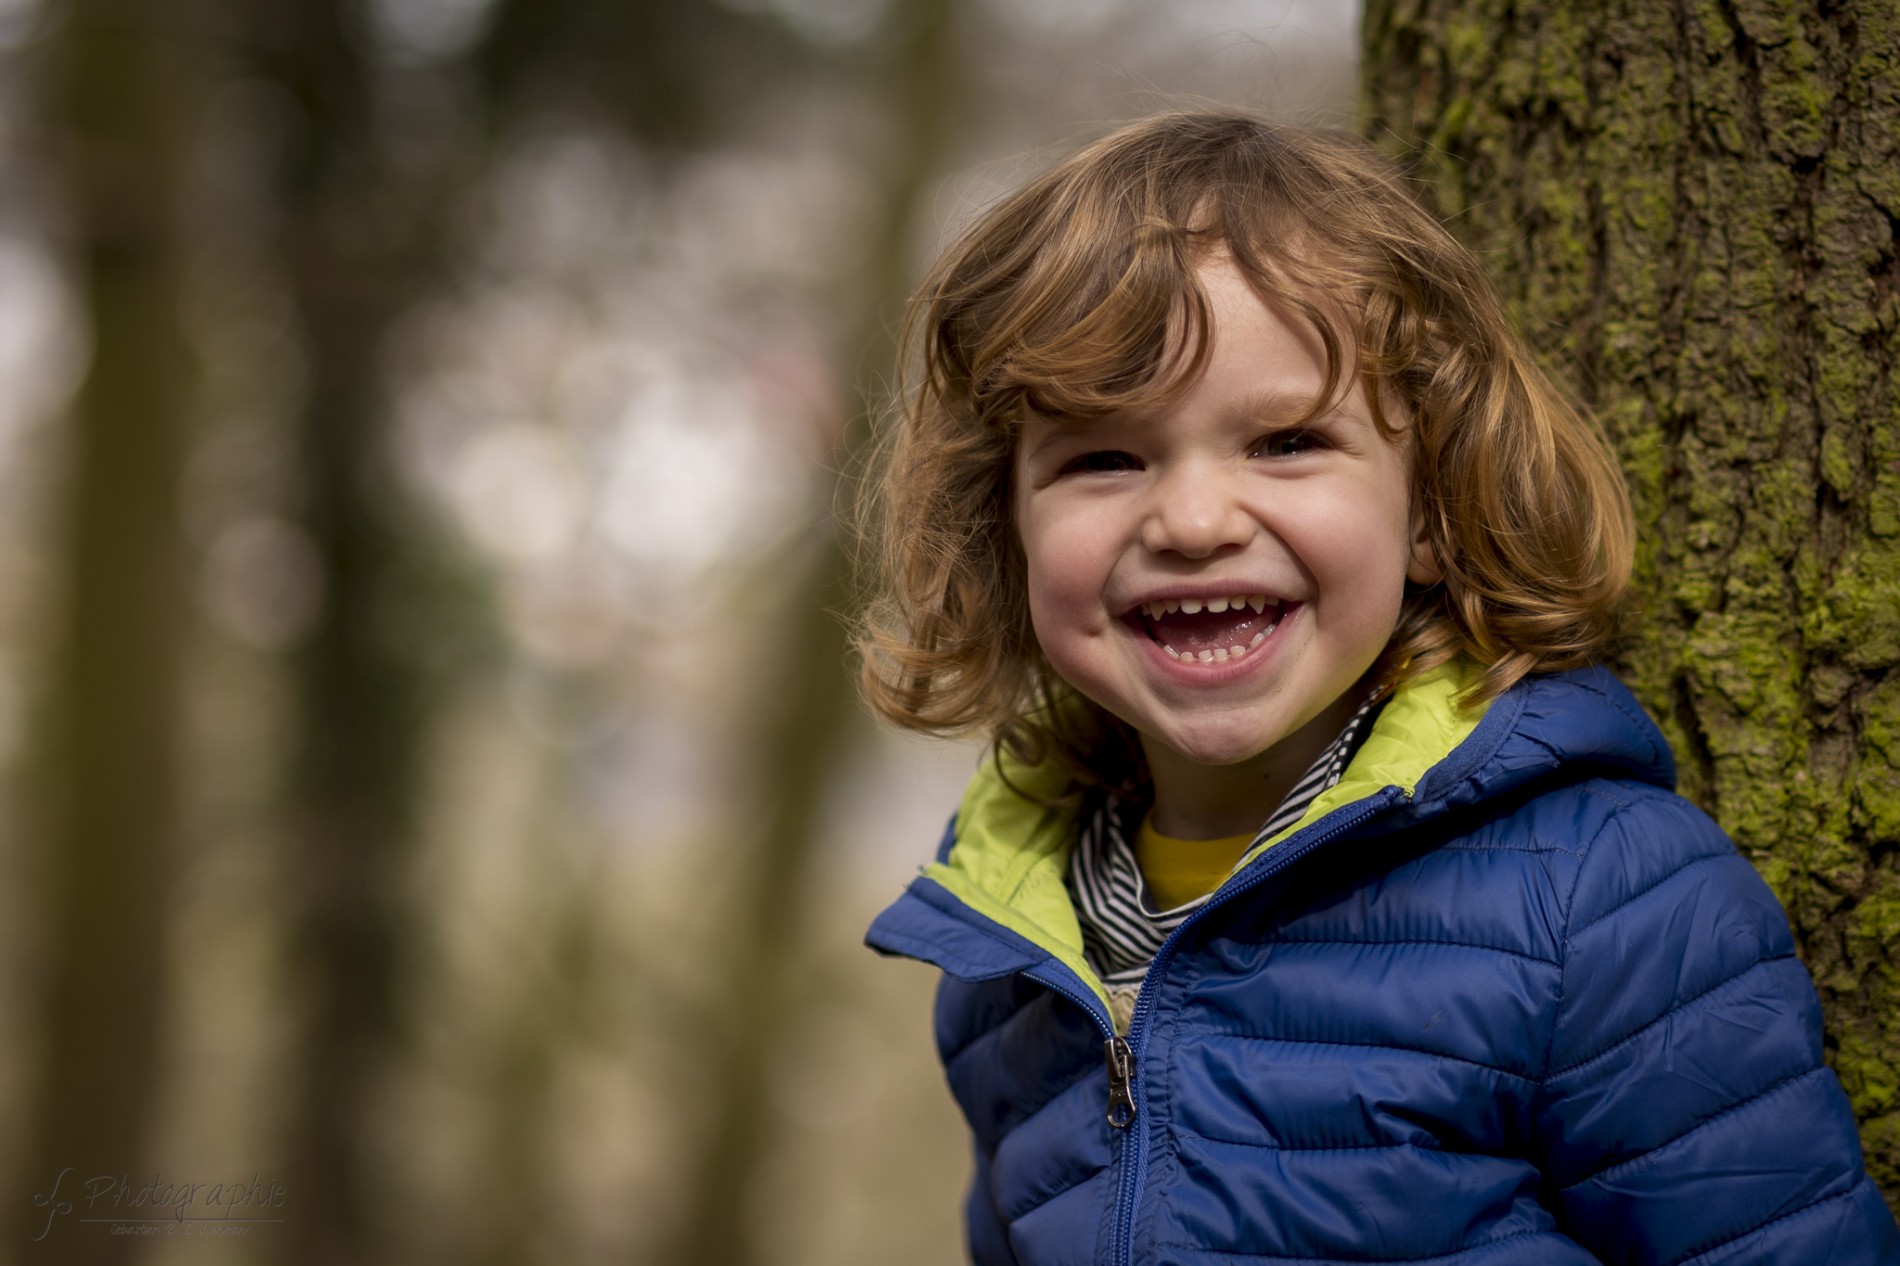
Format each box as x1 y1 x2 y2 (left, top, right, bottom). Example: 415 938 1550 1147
1151 726 1276 769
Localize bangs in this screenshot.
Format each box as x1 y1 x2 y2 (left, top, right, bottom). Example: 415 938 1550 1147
947 208 1220 429
929 130 1359 437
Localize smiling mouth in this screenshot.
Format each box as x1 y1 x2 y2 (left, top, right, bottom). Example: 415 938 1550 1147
1132 593 1288 663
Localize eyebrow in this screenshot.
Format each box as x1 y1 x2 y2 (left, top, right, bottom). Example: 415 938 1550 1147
1231 386 1341 424
1020 416 1103 463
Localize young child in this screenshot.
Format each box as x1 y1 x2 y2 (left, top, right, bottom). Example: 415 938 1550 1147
858 112 1900 1265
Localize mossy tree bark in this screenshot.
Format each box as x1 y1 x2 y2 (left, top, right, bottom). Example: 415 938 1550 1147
1363 0 1900 1205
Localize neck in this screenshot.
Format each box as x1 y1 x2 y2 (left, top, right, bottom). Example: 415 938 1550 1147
1142 690 1364 840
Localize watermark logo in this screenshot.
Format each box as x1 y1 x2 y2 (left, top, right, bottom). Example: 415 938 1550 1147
31 1168 288 1240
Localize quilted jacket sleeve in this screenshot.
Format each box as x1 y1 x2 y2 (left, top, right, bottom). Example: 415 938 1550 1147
1533 788 1900 1264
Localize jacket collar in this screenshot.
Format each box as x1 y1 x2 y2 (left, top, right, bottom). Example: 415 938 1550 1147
867 663 1675 1008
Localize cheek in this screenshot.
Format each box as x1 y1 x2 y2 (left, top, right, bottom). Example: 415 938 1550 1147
1302 489 1417 619
1022 551 1087 639
1025 530 1102 596
1018 522 1117 658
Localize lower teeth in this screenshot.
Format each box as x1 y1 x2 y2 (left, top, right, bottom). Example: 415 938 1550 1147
1164 623 1276 662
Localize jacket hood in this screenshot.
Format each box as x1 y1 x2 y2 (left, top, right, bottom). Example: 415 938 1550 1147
867 662 1676 1013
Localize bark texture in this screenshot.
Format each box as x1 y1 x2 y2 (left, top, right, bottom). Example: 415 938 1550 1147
1363 0 1900 1205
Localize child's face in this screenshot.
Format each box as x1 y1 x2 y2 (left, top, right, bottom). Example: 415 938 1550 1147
1013 255 1439 825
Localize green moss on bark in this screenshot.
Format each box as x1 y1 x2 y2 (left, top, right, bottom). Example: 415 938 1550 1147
1364 0 1900 1210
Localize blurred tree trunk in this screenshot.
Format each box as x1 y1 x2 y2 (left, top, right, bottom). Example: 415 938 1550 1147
252 8 468 1263
1363 0 1900 1204
652 4 965 1264
251 3 818 1259
15 3 206 1261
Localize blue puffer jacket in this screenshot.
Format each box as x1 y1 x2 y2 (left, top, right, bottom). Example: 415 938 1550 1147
867 665 1900 1264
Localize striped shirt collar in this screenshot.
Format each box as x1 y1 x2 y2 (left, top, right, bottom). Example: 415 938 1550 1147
1067 690 1389 990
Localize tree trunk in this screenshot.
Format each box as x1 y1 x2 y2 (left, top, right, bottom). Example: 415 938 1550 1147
252 6 469 1261
650 3 965 1263
16 4 206 1260
1362 0 1900 1205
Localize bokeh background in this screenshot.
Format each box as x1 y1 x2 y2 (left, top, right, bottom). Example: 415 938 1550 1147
0 2 1357 1264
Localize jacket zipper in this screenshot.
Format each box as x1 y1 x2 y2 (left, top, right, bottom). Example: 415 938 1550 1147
1104 1036 1136 1128
1106 789 1406 1266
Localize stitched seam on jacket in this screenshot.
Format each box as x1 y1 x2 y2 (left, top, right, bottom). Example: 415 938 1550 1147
999 1154 1112 1227
1198 1032 1538 1083
1537 797 1604 1081
1548 953 1796 1077
1148 1228 1552 1263
1429 780 1647 859
1567 850 1727 940
1432 841 1583 855
1170 1123 1446 1153
941 995 1030 1070
1558 1065 1825 1191
1573 780 1635 809
1265 936 1559 967
958 1056 1102 1147
941 976 1087 1069
1668 1183 1863 1266
942 997 1102 1131
967 1145 1014 1266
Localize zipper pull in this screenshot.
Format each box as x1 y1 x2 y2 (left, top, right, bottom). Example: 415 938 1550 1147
1104 1036 1136 1129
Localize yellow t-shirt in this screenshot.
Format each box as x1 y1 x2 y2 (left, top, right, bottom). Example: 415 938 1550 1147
1133 816 1255 911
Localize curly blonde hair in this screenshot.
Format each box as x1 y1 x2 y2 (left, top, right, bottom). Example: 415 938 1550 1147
854 111 1632 795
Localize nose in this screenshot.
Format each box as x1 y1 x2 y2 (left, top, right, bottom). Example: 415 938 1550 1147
1139 463 1254 559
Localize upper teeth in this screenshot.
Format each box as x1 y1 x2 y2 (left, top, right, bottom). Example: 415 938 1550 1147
1141 594 1271 620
